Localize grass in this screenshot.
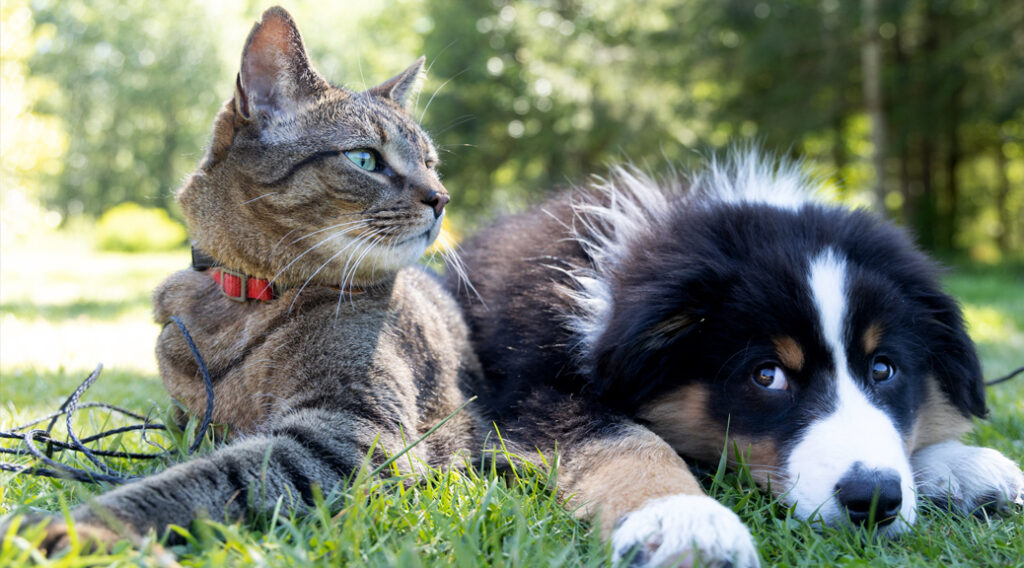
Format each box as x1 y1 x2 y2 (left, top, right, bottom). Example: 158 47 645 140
1 232 1022 567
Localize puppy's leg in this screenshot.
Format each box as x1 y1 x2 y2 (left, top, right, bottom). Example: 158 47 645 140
909 379 1023 515
912 440 1024 515
559 422 759 568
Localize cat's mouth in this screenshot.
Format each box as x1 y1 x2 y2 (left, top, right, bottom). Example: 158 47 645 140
393 219 441 246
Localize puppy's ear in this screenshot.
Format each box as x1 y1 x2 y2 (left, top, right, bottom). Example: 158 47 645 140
592 310 703 409
919 290 986 418
589 266 711 410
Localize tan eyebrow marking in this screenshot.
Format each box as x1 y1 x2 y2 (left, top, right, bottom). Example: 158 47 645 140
863 322 883 354
772 336 805 371
644 314 694 350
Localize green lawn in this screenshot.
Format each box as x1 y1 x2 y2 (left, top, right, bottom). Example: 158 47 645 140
1 233 1022 567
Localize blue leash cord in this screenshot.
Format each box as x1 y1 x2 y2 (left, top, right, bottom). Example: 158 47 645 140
0 316 215 484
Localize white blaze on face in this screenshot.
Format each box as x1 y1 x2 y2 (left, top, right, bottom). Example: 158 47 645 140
783 250 916 532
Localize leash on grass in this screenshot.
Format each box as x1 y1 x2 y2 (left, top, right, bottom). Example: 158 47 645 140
0 316 214 484
985 365 1024 387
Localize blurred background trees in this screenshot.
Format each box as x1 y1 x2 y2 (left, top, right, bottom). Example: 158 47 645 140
3 0 1022 259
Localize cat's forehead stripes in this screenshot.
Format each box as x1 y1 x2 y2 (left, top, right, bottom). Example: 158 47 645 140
372 106 435 154
375 122 389 145
364 113 438 177
258 90 437 169
256 89 349 145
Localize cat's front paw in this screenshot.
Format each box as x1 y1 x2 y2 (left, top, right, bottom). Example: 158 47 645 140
1 513 178 566
912 441 1024 515
611 494 760 568
5 513 125 556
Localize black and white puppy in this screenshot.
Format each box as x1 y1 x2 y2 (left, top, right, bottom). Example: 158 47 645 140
451 150 1024 567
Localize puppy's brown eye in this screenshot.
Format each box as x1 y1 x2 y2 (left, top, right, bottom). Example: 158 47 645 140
753 365 789 390
871 357 896 382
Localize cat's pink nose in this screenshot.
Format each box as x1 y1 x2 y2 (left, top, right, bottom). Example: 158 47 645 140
423 190 449 218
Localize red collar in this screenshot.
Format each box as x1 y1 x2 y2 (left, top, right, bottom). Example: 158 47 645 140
209 266 367 302
211 268 275 302
193 245 365 303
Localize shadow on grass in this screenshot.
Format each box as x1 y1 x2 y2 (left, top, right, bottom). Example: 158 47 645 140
1 365 166 413
0 295 152 322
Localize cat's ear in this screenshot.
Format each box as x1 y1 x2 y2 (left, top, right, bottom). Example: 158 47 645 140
369 56 426 109
236 7 325 121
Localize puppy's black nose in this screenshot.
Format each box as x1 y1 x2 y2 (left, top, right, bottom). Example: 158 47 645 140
835 465 903 526
422 190 449 218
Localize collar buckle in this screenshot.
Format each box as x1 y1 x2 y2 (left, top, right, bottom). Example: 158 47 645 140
217 267 248 302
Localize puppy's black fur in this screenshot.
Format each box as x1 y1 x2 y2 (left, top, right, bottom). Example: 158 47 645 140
453 176 984 445
446 154 1017 566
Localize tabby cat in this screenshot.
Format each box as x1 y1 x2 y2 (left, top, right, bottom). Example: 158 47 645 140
13 6 483 552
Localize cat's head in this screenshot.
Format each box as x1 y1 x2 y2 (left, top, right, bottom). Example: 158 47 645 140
178 6 447 289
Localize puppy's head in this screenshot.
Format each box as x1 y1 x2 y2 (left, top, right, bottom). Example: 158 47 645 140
580 175 984 532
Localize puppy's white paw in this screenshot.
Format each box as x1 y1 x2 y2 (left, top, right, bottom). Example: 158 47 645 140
611 494 759 568
912 441 1024 515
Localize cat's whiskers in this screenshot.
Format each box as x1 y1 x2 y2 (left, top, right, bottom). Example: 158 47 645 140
333 232 389 324
415 40 457 115
357 51 368 92
435 143 477 152
340 230 388 300
289 218 368 246
374 231 402 284
241 191 279 205
333 231 376 302
418 68 467 124
288 227 386 314
269 222 370 288
432 114 476 137
433 232 483 304
443 248 476 300
269 228 300 260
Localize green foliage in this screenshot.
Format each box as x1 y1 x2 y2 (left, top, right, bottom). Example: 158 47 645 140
421 0 716 217
94 202 186 253
17 0 1024 251
415 0 1024 255
28 0 225 217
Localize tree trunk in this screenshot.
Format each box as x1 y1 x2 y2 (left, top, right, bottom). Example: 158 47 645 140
919 139 937 249
822 0 846 187
893 18 912 225
994 138 1012 253
862 0 886 211
915 1 940 250
942 82 963 252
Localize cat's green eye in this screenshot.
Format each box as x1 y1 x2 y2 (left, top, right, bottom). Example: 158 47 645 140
344 149 377 171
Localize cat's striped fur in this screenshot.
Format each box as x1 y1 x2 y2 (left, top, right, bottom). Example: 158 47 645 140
15 7 484 552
